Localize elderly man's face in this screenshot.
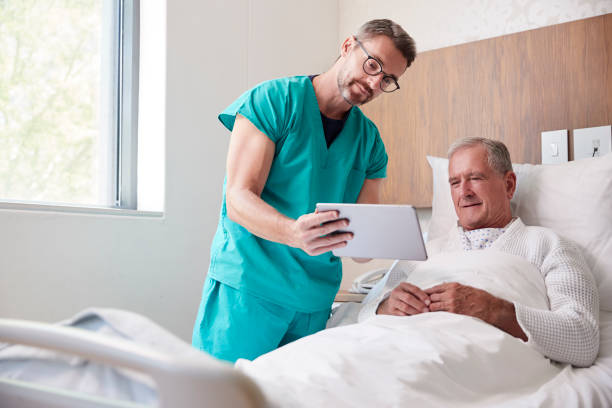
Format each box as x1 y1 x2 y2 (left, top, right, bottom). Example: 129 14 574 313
337 35 407 106
448 145 516 230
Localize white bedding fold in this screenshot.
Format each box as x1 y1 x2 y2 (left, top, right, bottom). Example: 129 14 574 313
238 250 563 407
238 313 561 407
359 250 549 323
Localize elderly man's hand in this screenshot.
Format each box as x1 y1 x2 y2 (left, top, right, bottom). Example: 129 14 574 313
426 282 528 341
425 282 498 321
376 283 431 316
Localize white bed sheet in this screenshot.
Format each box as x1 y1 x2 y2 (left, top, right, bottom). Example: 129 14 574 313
238 250 612 407
237 310 612 407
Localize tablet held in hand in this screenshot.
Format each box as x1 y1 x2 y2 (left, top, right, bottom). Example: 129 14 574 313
315 203 427 260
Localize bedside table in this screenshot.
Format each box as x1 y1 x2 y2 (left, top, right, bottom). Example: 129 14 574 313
334 290 366 303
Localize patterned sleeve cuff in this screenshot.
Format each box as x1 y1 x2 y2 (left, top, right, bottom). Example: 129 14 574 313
358 291 391 323
513 301 545 354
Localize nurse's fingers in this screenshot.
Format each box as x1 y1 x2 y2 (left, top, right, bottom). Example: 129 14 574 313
291 212 336 243
308 240 348 256
305 210 340 228
309 232 353 250
310 218 350 240
292 211 353 255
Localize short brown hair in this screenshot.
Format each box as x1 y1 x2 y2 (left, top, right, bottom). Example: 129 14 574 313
356 19 417 68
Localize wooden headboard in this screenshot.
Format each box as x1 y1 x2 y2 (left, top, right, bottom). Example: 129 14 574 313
361 13 612 207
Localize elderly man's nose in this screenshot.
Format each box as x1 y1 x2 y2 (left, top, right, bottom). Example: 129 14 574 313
459 182 473 196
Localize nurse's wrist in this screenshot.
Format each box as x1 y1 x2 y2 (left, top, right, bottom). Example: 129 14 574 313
279 216 299 248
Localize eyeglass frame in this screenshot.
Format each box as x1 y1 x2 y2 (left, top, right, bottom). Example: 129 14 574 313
354 37 400 93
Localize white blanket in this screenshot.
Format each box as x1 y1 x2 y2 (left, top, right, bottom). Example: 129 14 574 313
237 251 564 407
375 250 549 312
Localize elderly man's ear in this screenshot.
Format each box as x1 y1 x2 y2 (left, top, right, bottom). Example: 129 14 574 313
505 171 517 199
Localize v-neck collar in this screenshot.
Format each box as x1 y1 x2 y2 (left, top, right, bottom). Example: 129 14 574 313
305 78 356 166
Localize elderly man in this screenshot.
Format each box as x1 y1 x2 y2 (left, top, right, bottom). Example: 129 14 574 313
364 137 599 367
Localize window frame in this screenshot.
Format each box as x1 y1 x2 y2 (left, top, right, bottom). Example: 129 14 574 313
114 0 140 209
0 0 141 212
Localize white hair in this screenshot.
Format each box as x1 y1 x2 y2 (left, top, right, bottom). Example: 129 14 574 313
447 137 513 175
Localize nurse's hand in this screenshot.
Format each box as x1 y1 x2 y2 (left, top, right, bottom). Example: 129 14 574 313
288 210 353 256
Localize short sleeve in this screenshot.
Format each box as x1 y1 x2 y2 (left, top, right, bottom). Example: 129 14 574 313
365 130 388 179
218 79 289 143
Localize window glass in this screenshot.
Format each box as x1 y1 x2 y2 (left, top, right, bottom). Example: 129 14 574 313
0 0 111 206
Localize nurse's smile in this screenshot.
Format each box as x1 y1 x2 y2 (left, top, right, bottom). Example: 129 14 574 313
352 81 372 102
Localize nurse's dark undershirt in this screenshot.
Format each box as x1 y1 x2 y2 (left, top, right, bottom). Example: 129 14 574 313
309 75 347 148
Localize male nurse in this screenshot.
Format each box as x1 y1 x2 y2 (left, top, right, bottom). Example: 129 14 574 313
193 19 416 362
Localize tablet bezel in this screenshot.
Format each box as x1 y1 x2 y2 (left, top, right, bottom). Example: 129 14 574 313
315 203 428 260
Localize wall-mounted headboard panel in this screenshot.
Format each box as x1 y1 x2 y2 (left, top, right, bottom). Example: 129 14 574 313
362 13 612 207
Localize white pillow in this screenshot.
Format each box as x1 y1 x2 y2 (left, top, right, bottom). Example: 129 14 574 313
426 156 457 241
426 153 612 311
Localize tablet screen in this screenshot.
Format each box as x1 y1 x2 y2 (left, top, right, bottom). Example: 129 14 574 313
315 203 427 260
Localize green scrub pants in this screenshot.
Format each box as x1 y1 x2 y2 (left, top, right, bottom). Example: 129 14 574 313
192 277 331 363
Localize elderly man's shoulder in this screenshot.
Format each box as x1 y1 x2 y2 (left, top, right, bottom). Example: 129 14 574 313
511 218 589 270
519 220 580 252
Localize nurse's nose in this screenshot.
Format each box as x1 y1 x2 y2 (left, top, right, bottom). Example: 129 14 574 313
366 73 382 91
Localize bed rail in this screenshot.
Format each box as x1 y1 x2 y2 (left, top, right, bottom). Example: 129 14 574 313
0 318 266 408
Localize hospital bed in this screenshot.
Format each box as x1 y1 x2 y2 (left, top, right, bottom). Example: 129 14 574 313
1 153 612 407
0 310 266 408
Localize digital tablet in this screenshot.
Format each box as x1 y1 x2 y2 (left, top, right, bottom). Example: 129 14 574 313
315 203 428 260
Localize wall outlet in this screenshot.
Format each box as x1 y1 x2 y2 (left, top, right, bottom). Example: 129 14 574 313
541 129 568 164
573 125 612 160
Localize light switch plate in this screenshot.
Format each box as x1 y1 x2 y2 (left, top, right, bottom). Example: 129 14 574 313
573 125 612 160
541 129 568 164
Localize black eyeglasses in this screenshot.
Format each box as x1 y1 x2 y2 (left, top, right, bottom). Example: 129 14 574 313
354 37 400 93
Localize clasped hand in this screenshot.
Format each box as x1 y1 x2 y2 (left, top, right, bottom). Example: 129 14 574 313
377 281 500 324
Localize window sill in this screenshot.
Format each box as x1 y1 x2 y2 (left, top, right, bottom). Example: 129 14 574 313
0 200 163 218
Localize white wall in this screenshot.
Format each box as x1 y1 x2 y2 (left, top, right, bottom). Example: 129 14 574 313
338 0 611 52
0 0 339 342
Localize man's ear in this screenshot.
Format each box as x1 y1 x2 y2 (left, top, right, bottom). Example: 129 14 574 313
505 171 517 199
340 36 356 58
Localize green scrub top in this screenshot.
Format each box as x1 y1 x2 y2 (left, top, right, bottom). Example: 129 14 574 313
209 76 388 312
